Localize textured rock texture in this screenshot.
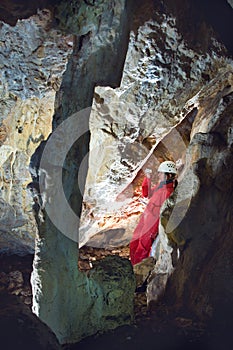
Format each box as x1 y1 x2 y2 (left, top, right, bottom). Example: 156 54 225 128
156 67 233 322
30 0 135 344
0 0 233 346
88 256 136 329
147 67 233 306
0 10 72 254
77 0 233 331
80 0 231 248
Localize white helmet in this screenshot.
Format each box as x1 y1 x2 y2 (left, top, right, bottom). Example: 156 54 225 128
158 161 177 174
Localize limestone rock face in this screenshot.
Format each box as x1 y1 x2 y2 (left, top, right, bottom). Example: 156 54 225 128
80 2 231 248
0 0 233 345
30 0 135 345
147 66 233 319
0 10 72 254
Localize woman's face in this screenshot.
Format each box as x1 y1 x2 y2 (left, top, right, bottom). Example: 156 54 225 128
158 171 165 181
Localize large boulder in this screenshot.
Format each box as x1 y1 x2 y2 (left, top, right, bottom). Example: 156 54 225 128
88 255 136 329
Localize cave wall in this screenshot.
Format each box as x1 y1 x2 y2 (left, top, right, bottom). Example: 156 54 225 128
146 66 233 315
80 0 232 249
0 0 233 345
78 0 233 329
0 9 72 254
30 0 136 344
0 0 136 344
159 69 233 322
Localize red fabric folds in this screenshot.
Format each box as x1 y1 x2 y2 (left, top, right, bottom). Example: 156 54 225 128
130 177 174 265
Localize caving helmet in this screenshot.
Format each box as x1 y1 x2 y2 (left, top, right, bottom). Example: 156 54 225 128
157 161 177 174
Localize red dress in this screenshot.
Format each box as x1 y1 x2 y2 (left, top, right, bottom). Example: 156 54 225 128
130 177 175 265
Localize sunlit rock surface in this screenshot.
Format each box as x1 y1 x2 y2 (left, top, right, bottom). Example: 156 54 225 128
0 10 72 254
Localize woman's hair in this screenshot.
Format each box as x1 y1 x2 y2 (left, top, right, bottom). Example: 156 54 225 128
165 172 178 188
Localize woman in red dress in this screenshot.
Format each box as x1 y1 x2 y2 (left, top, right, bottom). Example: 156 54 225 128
130 161 177 265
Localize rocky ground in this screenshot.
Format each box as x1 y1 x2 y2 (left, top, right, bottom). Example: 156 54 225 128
78 245 149 320
0 254 33 307
0 245 148 322
0 247 230 350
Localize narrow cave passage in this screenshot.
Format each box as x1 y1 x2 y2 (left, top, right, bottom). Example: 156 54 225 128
0 1 233 349
78 104 197 318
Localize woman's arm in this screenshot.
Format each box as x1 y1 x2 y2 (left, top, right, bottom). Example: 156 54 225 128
142 176 152 198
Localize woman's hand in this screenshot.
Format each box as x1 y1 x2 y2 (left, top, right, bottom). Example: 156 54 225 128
144 168 152 178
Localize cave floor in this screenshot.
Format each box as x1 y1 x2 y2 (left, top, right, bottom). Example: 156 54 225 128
73 246 208 350
0 245 148 323
0 248 229 350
